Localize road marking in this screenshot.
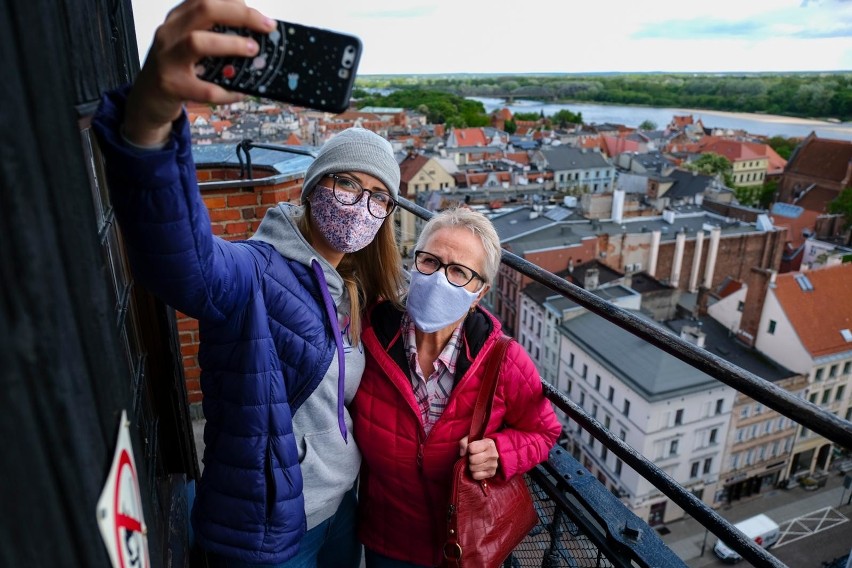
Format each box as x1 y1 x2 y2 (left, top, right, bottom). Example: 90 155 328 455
774 506 849 548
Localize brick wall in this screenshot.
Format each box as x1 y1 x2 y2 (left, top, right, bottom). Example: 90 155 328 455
179 168 303 407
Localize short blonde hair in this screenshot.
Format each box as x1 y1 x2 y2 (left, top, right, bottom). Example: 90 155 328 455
414 206 502 284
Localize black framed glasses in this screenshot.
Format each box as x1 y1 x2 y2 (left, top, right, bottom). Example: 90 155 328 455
328 174 397 219
414 250 485 288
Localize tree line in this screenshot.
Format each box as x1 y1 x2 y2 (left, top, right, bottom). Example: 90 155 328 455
356 73 852 122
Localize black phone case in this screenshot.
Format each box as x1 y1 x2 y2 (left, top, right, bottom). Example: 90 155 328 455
196 21 362 113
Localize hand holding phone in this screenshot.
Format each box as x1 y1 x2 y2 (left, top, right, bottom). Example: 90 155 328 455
195 21 362 114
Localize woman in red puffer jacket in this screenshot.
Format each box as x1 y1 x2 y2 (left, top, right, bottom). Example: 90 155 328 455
352 207 561 567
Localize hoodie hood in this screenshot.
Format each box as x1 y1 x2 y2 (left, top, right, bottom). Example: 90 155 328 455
251 202 345 303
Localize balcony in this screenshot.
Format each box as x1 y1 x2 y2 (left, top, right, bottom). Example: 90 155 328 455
199 142 852 568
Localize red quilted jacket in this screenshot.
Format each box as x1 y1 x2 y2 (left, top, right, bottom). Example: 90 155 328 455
352 301 562 566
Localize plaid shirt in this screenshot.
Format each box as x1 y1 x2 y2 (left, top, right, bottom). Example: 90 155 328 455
401 312 464 436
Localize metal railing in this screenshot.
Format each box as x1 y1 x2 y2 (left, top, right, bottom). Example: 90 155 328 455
395 197 851 568
203 141 852 568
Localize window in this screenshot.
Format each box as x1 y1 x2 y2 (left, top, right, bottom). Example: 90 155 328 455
815 368 824 381
690 462 700 478
614 459 622 477
582 364 588 379
569 353 575 368
623 399 631 418
741 406 750 419
737 301 744 312
709 428 718 445
809 392 818 404
731 454 740 470
619 429 626 441
836 385 845 401
754 403 763 415
592 404 598 419
674 409 684 426
844 362 851 375
768 320 777 334
715 399 724 415
669 440 679 456
595 375 601 391
579 392 585 407
608 386 614 402
830 364 838 378
604 416 611 429
567 380 573 395
821 390 831 405
703 458 712 474
600 446 608 461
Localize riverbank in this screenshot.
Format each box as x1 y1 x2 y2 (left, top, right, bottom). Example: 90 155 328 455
470 97 852 141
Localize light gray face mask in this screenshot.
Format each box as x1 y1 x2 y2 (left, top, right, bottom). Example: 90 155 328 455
406 270 480 333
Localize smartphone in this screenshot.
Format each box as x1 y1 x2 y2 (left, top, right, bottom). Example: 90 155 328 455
196 21 362 114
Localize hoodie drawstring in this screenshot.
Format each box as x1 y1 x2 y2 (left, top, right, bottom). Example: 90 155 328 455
311 259 348 443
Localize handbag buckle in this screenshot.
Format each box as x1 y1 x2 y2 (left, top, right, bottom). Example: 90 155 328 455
443 542 462 560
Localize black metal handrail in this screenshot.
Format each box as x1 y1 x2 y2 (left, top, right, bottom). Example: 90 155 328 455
394 196 852 568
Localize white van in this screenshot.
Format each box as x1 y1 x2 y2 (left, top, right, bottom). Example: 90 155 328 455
713 514 780 563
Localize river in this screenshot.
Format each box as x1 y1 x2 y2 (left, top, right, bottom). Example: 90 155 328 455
469 97 852 141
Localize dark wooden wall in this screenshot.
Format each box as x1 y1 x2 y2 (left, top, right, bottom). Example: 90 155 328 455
1 0 198 565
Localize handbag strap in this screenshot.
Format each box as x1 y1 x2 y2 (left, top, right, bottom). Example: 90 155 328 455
468 335 513 443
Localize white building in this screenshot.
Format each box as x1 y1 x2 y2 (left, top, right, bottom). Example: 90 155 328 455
754 263 852 478
557 310 736 526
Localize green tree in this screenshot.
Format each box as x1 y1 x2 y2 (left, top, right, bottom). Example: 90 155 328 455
513 112 541 121
504 119 517 135
638 119 657 130
552 109 582 126
687 153 734 187
828 187 852 228
767 136 799 160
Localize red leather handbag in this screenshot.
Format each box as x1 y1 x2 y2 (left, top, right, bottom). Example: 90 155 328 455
441 336 538 568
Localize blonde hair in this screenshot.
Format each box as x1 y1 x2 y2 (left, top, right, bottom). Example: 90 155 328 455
297 204 404 345
414 206 502 284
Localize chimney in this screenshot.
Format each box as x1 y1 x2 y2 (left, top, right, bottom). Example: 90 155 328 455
612 189 625 224
680 324 706 348
585 268 599 290
695 286 711 317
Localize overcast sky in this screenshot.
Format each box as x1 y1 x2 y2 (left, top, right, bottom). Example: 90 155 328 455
131 0 852 74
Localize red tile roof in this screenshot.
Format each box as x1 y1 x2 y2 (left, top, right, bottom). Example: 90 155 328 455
796 185 841 214
398 153 430 184
453 127 488 147
698 139 764 162
285 133 302 145
717 279 744 298
787 136 852 184
772 263 852 358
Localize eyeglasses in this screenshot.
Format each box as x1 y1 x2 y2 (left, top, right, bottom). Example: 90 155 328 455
414 250 485 288
327 174 397 219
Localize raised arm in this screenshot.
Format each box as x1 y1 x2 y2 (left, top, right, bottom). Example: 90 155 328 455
91 0 277 320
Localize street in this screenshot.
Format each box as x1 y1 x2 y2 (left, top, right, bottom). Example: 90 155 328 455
661 472 852 567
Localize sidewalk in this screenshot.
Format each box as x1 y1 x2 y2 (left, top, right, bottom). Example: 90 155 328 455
661 472 852 566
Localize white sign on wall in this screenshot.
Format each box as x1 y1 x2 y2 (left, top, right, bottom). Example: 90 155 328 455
96 410 150 568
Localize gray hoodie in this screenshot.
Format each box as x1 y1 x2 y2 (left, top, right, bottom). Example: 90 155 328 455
251 203 362 530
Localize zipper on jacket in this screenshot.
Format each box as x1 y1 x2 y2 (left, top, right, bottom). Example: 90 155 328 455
264 438 277 528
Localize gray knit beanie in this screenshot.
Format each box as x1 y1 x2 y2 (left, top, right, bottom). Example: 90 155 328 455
301 127 400 203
